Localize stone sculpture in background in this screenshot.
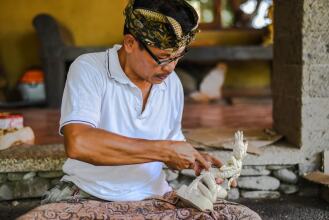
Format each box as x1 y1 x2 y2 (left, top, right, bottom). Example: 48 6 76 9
0 127 35 150
190 63 227 102
0 113 35 150
177 131 248 211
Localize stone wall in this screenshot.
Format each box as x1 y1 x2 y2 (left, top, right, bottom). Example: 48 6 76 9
0 142 308 202
165 165 300 200
0 171 62 201
273 0 329 172
300 0 329 172
0 166 302 201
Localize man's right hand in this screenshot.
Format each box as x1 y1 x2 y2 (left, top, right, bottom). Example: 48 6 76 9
164 141 210 172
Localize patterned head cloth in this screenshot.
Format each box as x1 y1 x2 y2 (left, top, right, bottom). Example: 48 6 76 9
124 0 199 52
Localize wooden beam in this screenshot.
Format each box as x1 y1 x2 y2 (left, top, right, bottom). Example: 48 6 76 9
183 45 273 62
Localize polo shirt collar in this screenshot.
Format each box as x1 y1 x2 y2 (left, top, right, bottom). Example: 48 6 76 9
107 44 168 91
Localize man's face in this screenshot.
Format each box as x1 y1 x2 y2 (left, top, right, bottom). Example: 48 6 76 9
129 36 186 84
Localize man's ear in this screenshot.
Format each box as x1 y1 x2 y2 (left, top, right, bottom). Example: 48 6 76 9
123 34 137 54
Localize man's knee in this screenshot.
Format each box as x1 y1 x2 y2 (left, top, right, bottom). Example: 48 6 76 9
245 207 262 220
214 201 262 220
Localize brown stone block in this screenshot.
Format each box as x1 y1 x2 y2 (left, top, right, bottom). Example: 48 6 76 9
274 36 302 65
272 64 302 97
275 0 303 34
272 94 302 146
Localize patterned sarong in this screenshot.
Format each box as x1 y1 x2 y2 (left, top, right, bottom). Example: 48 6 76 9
17 181 261 220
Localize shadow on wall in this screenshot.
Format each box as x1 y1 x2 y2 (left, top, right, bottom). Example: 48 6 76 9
0 32 40 100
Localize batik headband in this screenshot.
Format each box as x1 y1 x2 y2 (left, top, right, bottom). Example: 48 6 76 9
124 0 199 52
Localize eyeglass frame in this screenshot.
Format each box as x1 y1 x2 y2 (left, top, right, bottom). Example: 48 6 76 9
134 35 188 66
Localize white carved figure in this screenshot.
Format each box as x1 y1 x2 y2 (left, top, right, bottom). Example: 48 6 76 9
0 127 35 150
216 131 248 189
177 131 248 211
177 170 218 211
189 63 227 102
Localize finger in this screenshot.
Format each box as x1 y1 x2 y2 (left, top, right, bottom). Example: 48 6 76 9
209 156 223 168
201 153 223 168
195 152 210 170
186 155 196 169
215 177 224 185
231 179 238 188
193 162 202 176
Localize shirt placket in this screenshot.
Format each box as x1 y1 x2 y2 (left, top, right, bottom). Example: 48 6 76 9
134 87 158 120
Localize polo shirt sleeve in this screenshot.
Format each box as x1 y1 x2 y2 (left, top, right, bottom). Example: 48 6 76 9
59 55 104 135
167 74 186 141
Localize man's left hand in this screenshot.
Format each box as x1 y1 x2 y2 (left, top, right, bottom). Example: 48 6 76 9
193 152 222 176
193 152 237 188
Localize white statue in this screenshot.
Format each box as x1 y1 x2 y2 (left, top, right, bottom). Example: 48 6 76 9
177 131 248 211
0 127 35 150
190 63 227 102
216 131 247 189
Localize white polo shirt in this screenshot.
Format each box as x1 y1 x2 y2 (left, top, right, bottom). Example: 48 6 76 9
59 45 185 201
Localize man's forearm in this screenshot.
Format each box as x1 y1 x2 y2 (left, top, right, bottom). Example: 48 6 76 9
63 124 171 166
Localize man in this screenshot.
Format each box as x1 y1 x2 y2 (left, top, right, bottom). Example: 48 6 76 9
19 0 261 219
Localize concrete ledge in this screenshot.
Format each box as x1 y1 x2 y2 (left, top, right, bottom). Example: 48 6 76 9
208 140 305 166
0 144 66 173
0 141 304 172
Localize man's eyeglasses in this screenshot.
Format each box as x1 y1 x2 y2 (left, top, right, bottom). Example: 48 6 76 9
137 38 188 66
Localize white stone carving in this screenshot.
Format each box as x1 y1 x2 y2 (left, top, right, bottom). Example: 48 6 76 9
0 127 35 150
177 131 248 211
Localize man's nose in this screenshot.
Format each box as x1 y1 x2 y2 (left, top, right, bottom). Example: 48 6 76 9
161 61 176 73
